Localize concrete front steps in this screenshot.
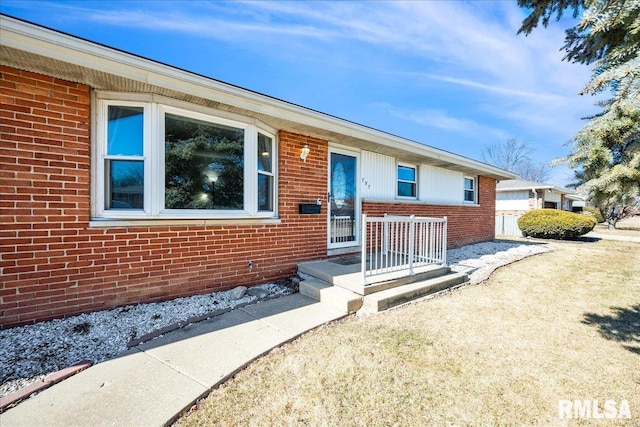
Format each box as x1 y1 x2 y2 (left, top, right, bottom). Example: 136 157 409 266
299 278 364 313
361 271 468 312
298 259 469 313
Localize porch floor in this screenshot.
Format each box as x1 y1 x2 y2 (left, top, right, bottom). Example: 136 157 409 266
298 256 449 296
298 256 469 313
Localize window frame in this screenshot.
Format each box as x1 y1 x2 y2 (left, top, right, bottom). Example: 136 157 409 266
94 96 277 220
396 163 417 199
463 176 477 204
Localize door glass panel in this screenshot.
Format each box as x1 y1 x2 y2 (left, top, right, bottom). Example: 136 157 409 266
330 153 356 245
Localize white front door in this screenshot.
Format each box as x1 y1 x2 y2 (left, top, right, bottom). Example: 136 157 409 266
328 148 359 249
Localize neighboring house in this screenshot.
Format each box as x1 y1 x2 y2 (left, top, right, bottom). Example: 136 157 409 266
565 193 591 211
0 16 514 327
495 179 576 236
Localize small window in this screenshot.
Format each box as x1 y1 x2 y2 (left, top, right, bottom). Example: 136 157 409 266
464 177 476 203
397 165 417 198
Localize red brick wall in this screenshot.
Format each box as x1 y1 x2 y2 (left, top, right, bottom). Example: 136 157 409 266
0 65 496 328
363 176 497 249
1 66 329 327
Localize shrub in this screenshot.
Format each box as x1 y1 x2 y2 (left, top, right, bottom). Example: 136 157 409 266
518 209 597 239
582 206 604 223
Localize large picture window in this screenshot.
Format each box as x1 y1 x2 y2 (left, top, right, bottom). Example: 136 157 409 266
96 98 276 219
164 113 244 211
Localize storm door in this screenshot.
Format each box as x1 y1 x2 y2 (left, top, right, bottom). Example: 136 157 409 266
328 149 359 249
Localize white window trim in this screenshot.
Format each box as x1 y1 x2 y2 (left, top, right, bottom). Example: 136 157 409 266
397 162 418 199
93 95 278 220
257 131 276 212
463 176 477 204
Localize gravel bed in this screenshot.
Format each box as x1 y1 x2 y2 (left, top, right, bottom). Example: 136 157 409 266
448 240 550 284
0 240 550 400
0 283 292 398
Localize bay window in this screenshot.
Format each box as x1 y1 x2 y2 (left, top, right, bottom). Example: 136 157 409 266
96 97 276 219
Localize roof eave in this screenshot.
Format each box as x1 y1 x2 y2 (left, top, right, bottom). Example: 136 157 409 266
0 14 515 180
497 186 573 194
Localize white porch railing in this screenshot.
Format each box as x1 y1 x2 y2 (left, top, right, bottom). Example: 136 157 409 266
361 214 447 285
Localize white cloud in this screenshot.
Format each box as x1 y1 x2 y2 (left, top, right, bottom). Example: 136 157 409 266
379 103 510 142
76 2 590 100
403 72 569 103
35 1 591 98
7 0 599 177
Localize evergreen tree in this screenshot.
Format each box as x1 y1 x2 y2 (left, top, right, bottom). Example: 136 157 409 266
518 0 640 225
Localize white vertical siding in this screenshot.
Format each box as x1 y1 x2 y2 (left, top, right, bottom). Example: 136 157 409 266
495 214 524 236
545 190 561 203
419 165 463 204
361 152 475 205
361 150 396 199
496 190 529 211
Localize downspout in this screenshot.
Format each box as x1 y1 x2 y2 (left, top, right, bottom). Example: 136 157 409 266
532 188 538 209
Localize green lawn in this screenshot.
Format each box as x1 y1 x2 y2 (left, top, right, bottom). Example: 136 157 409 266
176 240 640 426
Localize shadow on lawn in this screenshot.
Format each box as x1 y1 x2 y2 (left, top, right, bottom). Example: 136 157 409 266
583 304 640 356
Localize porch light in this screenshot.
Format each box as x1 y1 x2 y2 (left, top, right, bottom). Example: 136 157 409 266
300 145 310 162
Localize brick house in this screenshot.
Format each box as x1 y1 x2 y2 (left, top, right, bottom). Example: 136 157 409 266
0 16 514 327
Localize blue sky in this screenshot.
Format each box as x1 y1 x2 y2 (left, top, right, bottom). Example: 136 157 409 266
1 1 600 185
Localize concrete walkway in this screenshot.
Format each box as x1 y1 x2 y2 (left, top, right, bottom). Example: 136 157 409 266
584 232 640 243
1 294 346 427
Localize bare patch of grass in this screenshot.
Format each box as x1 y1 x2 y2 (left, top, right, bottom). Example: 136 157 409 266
617 216 640 230
176 240 640 426
593 223 640 237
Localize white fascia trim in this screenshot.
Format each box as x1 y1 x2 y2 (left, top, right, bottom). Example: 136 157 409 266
497 186 573 195
551 187 574 194
564 194 585 201
497 186 553 192
1 15 514 179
